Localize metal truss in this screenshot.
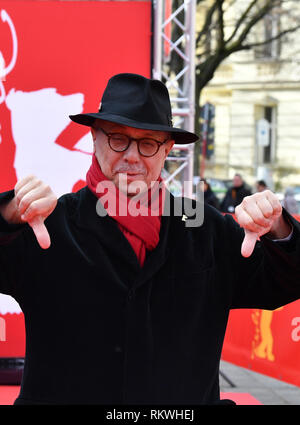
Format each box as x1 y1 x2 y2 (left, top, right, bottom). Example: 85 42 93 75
152 0 196 198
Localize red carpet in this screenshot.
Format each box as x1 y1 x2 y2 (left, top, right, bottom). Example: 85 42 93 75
0 386 262 405
0 386 20 405
220 392 262 405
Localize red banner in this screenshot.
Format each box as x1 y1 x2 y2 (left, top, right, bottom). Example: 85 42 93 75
0 0 151 358
0 313 25 357
0 0 151 194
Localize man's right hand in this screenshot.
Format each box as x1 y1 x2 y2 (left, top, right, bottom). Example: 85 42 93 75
0 175 57 249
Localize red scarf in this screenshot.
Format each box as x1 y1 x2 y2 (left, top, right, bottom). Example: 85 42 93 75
86 154 165 266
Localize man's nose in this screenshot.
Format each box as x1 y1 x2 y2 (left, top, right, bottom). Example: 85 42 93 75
122 140 140 162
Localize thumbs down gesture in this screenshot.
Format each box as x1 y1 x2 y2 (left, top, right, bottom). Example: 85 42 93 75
235 190 292 258
14 175 57 249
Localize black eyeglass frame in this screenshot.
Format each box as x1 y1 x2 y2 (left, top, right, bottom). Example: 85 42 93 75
96 126 169 158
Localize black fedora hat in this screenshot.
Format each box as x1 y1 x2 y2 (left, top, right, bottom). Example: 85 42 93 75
69 73 198 144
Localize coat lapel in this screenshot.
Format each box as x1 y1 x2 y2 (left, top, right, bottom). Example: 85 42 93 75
70 186 189 288
71 187 141 280
131 194 190 289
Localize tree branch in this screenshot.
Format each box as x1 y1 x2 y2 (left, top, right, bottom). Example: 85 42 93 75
226 0 278 52
225 0 258 44
241 24 300 50
216 0 225 50
239 1 283 43
196 2 218 46
193 0 300 175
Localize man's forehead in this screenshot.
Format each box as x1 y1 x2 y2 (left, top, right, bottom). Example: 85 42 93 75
95 119 169 138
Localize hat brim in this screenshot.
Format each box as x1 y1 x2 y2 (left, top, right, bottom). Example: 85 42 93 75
69 112 199 144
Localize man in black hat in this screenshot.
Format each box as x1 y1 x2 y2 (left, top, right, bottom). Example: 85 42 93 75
0 73 299 405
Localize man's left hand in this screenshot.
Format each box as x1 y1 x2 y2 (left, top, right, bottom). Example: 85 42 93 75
235 190 292 258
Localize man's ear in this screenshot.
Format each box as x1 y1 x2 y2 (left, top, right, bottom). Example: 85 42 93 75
91 127 97 142
164 140 175 158
91 128 96 153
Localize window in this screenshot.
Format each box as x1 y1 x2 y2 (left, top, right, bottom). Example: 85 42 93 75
255 13 281 59
256 106 277 165
263 107 273 163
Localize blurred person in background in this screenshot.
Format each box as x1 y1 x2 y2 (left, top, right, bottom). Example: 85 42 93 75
198 179 220 210
220 173 252 213
256 180 268 193
282 187 298 215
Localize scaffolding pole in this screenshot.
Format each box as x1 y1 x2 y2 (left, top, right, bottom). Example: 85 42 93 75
152 0 196 198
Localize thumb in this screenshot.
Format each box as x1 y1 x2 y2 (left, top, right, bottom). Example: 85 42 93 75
28 216 51 249
241 230 258 258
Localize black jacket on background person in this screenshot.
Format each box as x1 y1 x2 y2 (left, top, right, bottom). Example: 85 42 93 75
220 184 252 213
204 188 220 210
0 186 299 405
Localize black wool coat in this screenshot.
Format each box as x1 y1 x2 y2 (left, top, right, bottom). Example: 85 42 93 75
0 186 299 405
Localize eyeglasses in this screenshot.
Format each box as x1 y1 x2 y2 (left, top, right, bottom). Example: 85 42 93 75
97 127 169 157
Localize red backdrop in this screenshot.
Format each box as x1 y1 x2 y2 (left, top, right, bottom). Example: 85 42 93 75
0 0 151 193
0 0 151 358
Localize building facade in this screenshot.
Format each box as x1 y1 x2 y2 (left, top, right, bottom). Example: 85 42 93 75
200 4 300 191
